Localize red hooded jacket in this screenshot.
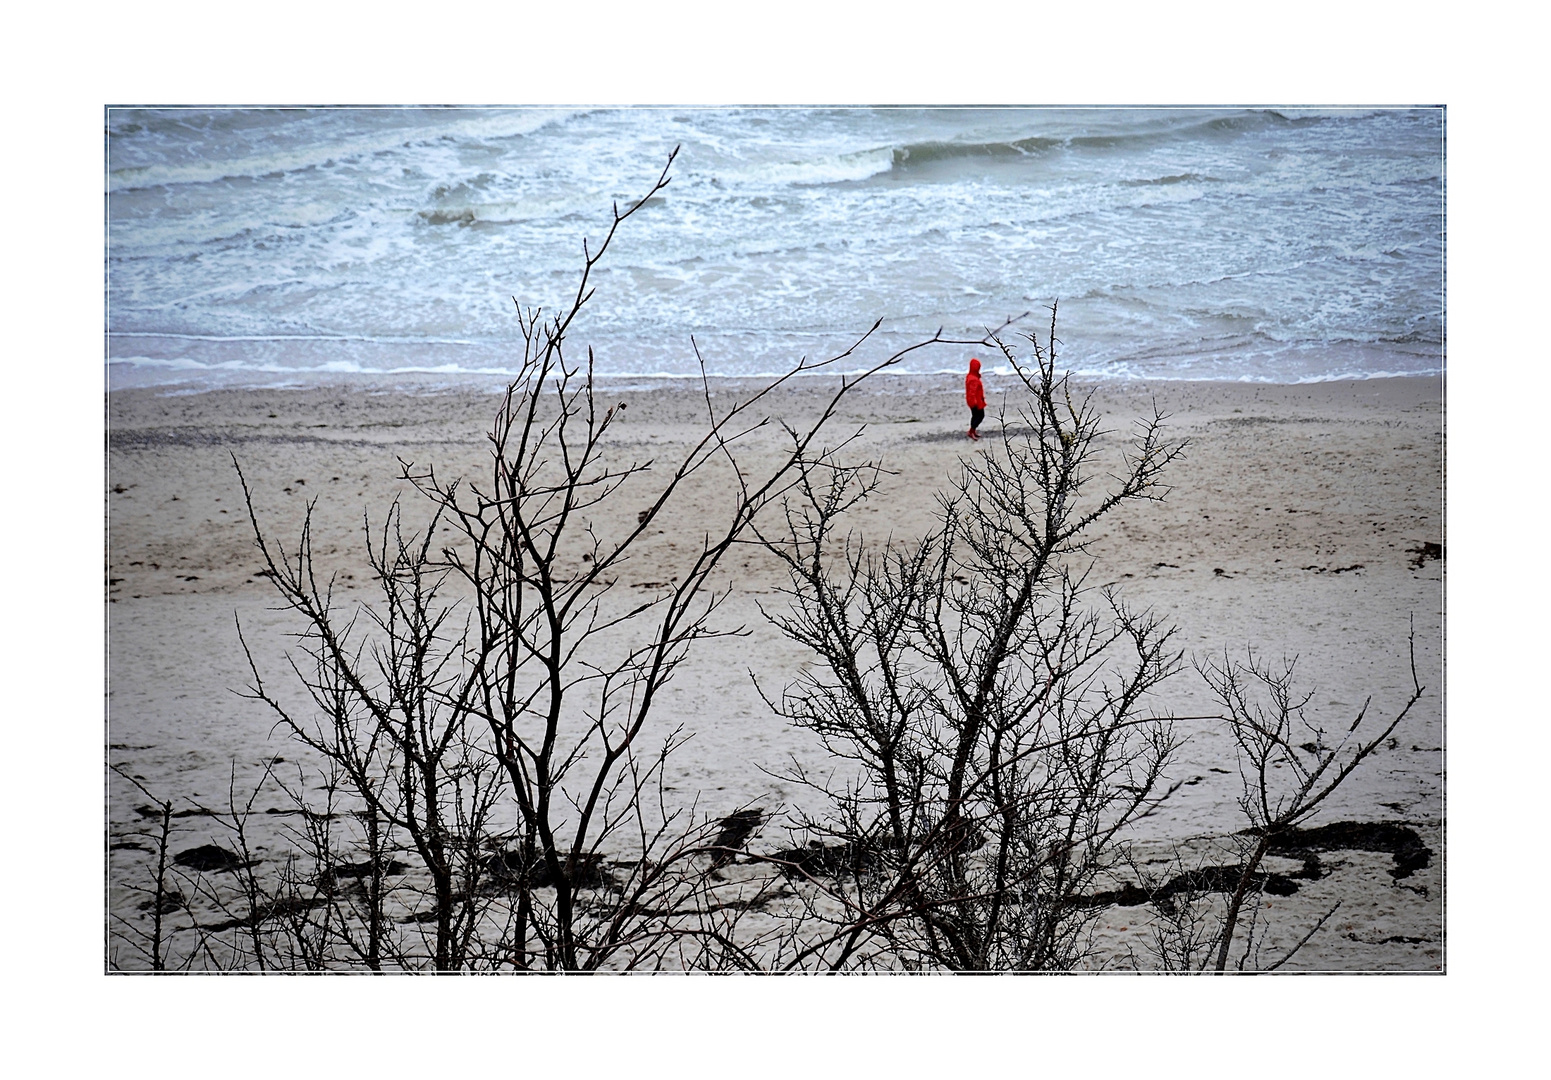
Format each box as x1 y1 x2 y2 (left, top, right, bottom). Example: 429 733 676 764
965 358 986 410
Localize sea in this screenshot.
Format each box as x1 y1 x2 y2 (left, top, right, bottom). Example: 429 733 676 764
106 107 1444 390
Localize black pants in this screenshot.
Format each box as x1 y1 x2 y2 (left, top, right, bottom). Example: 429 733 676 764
969 407 984 432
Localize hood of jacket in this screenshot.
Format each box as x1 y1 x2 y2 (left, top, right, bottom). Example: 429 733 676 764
969 357 981 375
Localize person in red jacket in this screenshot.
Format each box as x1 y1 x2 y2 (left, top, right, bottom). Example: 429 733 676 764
965 357 986 440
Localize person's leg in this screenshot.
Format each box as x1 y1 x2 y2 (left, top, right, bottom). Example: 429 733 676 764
969 407 984 438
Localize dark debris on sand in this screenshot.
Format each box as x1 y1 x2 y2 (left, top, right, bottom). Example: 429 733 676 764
1408 541 1444 569
1078 862 1313 915
1257 820 1433 880
315 858 411 894
709 809 766 868
1074 820 1433 912
173 843 248 873
478 849 614 891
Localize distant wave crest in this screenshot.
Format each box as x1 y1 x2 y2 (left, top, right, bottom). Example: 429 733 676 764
108 109 584 193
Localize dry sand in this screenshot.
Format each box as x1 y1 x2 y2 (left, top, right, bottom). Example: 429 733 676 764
107 373 1443 970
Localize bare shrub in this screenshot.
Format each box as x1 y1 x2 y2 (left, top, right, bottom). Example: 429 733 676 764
750 310 1193 970
218 150 1005 970
108 768 183 971
750 313 1427 972
1181 634 1426 971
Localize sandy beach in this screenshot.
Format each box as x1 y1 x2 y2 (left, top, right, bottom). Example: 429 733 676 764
107 373 1443 970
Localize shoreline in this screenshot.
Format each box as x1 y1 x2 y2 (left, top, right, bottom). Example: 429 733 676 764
108 367 1448 398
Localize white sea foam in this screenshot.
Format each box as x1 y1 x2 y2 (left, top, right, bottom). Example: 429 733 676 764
734 148 896 188
110 331 484 346
107 108 586 194
107 107 1445 389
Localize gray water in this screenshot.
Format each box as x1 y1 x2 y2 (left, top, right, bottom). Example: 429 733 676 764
107 106 1444 389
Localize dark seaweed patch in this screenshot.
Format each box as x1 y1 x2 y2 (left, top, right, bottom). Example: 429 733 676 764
173 843 246 873
1258 820 1432 880
1408 541 1443 568
1073 820 1433 911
